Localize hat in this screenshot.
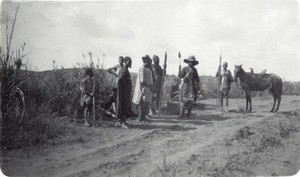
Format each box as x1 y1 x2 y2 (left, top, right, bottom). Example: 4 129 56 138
142 55 152 63
183 55 199 65
153 55 159 62
222 61 228 66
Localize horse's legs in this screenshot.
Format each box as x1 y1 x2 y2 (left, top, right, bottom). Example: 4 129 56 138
270 95 276 112
245 95 248 112
245 92 250 112
275 95 281 112
249 95 252 112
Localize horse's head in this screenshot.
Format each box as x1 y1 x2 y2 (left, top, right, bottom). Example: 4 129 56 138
233 64 243 82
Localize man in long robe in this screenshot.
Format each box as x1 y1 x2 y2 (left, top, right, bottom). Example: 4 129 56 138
132 55 153 122
117 57 132 128
177 56 199 118
151 55 163 114
191 64 200 104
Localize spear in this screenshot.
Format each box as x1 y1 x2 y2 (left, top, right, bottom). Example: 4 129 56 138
178 51 181 67
88 52 96 126
216 50 222 111
158 51 167 115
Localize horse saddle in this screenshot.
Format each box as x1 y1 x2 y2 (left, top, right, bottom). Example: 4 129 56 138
251 73 271 91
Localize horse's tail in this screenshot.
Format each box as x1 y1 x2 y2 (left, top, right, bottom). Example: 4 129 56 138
270 73 283 96
278 77 283 96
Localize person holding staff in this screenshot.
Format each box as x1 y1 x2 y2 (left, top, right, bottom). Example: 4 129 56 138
216 61 233 112
177 56 199 118
151 55 163 115
80 68 95 127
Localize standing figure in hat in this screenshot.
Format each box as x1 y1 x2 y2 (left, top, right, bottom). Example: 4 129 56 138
151 55 163 115
177 56 199 118
216 61 233 112
117 57 132 128
132 55 154 123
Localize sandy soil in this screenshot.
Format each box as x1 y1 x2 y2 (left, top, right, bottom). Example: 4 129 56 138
2 95 300 177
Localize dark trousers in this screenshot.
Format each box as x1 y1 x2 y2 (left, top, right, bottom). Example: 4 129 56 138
138 98 147 122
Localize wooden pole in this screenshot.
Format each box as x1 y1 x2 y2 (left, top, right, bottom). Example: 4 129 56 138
158 51 167 115
216 50 222 111
88 52 96 126
178 51 181 67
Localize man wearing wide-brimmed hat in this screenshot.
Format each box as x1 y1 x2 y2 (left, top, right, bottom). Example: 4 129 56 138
177 55 200 118
132 55 154 122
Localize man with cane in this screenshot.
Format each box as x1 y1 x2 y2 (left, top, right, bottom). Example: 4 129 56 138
177 55 199 118
80 68 95 127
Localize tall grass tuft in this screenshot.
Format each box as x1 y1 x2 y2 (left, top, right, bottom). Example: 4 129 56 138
153 155 177 177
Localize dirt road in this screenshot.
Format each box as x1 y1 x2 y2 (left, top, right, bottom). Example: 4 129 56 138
2 95 300 177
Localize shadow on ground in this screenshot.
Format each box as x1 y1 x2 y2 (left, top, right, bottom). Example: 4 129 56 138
150 118 213 126
130 124 196 131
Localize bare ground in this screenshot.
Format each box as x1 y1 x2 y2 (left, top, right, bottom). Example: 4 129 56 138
1 95 300 177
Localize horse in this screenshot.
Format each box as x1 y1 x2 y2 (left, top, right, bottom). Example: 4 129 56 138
233 65 283 112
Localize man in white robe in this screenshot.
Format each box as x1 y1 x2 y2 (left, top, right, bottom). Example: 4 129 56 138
132 55 153 122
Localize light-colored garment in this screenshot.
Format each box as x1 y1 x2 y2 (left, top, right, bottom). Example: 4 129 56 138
178 66 196 103
132 66 153 105
220 69 233 92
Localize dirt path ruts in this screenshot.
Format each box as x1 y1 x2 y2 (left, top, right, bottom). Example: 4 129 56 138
2 95 300 177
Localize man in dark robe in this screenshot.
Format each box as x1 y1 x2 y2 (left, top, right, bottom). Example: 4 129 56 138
151 55 163 114
117 57 132 128
191 63 200 104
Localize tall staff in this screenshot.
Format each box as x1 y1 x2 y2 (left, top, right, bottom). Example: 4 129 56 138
178 52 181 67
216 51 222 111
158 52 167 115
88 52 96 126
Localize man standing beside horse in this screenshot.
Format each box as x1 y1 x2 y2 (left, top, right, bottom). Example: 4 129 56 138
216 61 233 112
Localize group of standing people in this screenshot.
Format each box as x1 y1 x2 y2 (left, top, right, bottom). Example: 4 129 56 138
80 54 233 128
106 55 163 128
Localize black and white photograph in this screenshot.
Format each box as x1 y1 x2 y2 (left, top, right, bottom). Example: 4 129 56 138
1 0 300 176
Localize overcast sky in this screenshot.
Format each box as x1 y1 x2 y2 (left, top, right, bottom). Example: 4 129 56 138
1 0 300 81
